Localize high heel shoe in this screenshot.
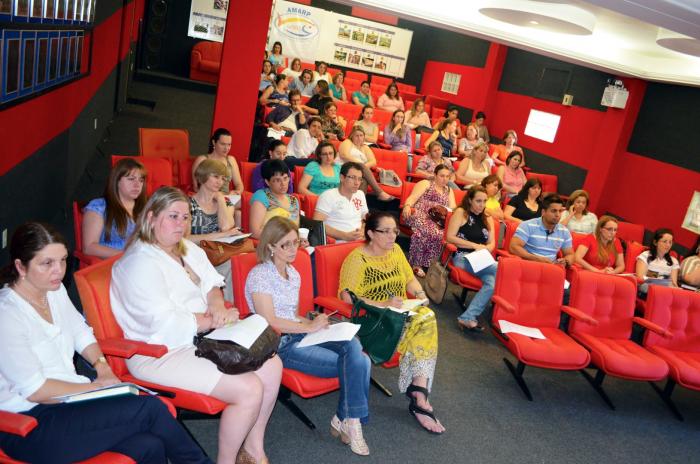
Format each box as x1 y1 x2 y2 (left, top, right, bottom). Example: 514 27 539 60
330 415 370 456
236 448 269 464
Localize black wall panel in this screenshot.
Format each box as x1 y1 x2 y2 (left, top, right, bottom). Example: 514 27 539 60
95 0 128 26
499 47 612 111
628 82 700 173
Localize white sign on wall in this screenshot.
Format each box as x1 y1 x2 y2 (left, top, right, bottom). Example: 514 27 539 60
524 109 561 143
682 191 700 235
188 0 229 43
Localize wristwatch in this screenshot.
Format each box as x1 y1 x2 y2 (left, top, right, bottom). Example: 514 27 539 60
92 356 107 367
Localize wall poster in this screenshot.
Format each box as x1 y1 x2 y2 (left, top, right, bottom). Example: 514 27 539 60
187 0 229 43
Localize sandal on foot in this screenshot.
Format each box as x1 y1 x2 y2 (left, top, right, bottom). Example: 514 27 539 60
457 319 484 332
413 267 426 278
405 385 443 435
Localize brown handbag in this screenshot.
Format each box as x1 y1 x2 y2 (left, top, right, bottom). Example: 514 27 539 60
199 238 255 266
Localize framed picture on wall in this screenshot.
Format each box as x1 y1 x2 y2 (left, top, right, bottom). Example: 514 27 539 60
682 191 700 235
47 31 59 82
19 30 36 96
35 31 49 90
2 31 21 102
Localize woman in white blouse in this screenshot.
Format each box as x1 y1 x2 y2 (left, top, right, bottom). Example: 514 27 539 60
110 187 282 464
0 222 210 464
560 189 597 235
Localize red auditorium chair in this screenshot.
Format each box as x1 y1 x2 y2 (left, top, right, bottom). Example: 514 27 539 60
344 70 368 81
177 157 195 193
110 156 173 196
496 220 520 259
293 165 305 192
72 201 102 269
230 250 340 429
566 271 669 409
74 257 227 449
490 258 591 400
371 75 393 87
190 41 222 84
396 83 417 94
138 128 190 163
643 285 700 420
371 148 407 198
240 161 257 192
617 221 645 244
239 191 253 233
525 172 557 195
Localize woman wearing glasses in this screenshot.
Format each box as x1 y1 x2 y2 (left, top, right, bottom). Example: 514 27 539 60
246 217 372 456
339 211 445 436
573 215 625 274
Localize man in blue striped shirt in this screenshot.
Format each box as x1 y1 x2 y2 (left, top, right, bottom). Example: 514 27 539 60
510 194 574 266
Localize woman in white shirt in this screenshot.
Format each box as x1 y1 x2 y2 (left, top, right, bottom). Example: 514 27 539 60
312 61 332 84
636 228 680 296
560 190 598 234
281 57 302 80
0 222 210 464
110 187 282 464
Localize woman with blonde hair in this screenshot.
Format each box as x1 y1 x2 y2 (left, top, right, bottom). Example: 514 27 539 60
455 141 490 186
574 215 625 274
337 126 394 201
404 98 431 131
560 189 597 234
111 187 282 464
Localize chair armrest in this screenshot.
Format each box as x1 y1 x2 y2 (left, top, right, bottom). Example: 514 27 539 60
377 142 391 149
445 243 458 253
99 338 168 359
633 317 673 339
414 148 425 155
495 250 515 259
561 305 598 325
491 295 516 313
313 296 353 318
0 410 38 437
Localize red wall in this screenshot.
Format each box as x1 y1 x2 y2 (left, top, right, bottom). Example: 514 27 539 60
419 60 490 111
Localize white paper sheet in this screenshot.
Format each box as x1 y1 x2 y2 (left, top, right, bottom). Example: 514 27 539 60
205 314 269 349
216 233 251 244
297 322 361 348
498 320 546 339
465 248 496 273
226 194 241 206
564 279 570 290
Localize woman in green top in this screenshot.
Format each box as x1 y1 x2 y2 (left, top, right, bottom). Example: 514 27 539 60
297 142 341 196
330 72 348 102
352 81 374 107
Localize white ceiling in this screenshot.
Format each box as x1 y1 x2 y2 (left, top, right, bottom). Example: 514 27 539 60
336 0 700 87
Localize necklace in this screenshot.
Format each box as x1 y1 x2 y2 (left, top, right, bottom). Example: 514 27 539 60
14 284 51 319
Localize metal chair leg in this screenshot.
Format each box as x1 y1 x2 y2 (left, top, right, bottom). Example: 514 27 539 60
277 387 317 429
649 378 684 421
370 376 393 397
580 369 615 410
503 358 533 401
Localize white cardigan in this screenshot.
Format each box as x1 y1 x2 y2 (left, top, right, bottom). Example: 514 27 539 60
0 285 96 413
110 240 225 350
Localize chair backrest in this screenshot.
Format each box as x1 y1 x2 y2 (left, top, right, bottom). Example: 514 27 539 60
526 172 558 194
568 270 637 339
192 41 222 61
301 193 318 218
139 128 190 162
400 181 417 208
74 256 129 376
624 240 648 273
111 155 173 196
371 75 393 87
344 70 368 81
293 165 305 192
231 250 314 318
492 257 566 328
373 109 393 129
431 107 446 119
327 67 341 77
372 148 408 180
617 221 645 244
643 285 700 352
425 95 450 110
344 79 361 96
240 190 253 233
240 161 257 192
501 220 520 252
570 232 590 252
73 201 85 252
177 157 195 193
396 83 416 93
314 241 364 299
453 188 466 206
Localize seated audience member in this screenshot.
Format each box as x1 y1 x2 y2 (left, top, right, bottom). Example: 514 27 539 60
289 69 316 97
680 237 700 288
192 128 244 195
383 110 412 153
497 152 527 197
298 142 341 196
82 158 146 258
313 162 368 242
457 123 483 159
246 217 372 456
287 116 324 165
266 89 309 135
306 80 332 115
258 74 290 107
446 186 498 331
504 178 543 223
319 101 346 141
574 215 625 274
188 160 241 300
252 140 293 193
376 83 405 113
509 193 574 266
250 160 300 239
402 165 457 276
432 106 463 138
339 211 445 435
259 60 275 92
354 105 379 144
491 130 524 166
455 141 490 186
312 61 332 84
481 174 504 220
474 111 490 143
110 187 282 464
636 228 680 295
415 141 455 180
0 223 212 464
424 119 458 156
337 127 394 201
352 81 375 107
268 41 285 68
329 72 348 102
281 57 302 80
404 99 432 132
560 189 597 234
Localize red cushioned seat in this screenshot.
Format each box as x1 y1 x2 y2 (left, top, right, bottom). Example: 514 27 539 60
501 327 591 369
574 333 668 380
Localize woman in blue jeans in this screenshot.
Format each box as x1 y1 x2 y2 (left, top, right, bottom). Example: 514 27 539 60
446 185 498 331
245 217 371 457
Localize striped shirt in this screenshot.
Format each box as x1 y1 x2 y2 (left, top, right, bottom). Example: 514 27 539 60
514 217 572 262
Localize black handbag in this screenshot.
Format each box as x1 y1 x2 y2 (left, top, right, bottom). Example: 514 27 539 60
346 289 410 364
193 326 280 375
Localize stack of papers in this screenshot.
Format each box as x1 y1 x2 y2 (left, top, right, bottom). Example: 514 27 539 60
53 383 157 403
205 314 269 349
216 233 252 244
298 322 361 348
465 248 496 273
498 320 546 339
387 298 428 316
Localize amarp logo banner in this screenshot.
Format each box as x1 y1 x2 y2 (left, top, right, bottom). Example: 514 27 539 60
269 1 326 62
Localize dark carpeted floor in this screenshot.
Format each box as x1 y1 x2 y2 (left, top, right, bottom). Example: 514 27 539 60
81 81 700 464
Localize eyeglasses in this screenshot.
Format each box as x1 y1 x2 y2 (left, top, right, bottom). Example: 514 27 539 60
343 175 363 182
602 227 618 232
277 239 300 251
374 228 399 235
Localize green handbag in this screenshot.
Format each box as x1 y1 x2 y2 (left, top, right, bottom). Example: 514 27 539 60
346 289 410 364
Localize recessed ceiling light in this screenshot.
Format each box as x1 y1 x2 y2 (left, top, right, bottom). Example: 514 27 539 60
656 28 700 58
529 20 539 25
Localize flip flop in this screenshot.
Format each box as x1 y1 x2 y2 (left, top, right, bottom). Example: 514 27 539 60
405 384 443 435
458 319 485 332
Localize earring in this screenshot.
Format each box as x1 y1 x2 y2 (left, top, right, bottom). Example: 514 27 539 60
270 249 274 257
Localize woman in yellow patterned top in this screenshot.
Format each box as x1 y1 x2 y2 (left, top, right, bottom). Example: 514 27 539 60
339 211 445 435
